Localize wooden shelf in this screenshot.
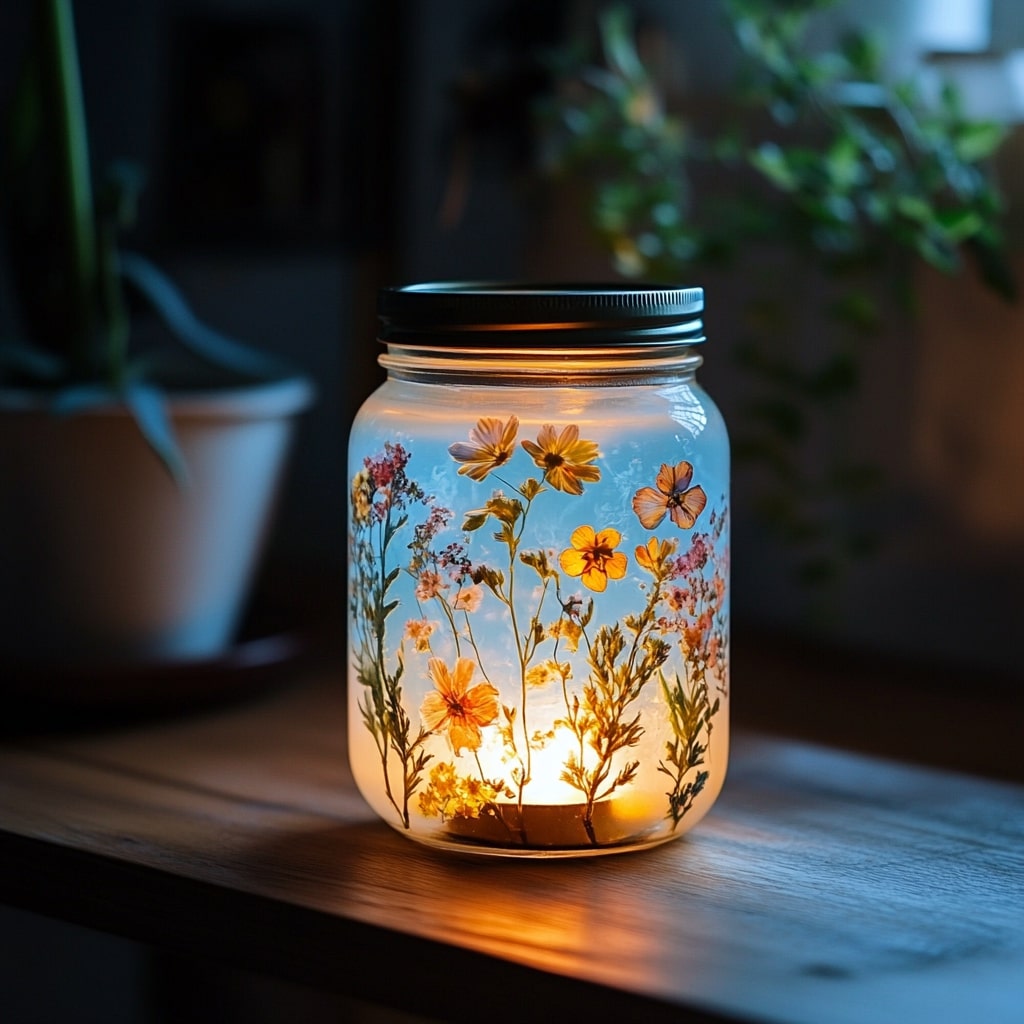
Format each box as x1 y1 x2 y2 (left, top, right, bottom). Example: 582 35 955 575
1 662 1022 1023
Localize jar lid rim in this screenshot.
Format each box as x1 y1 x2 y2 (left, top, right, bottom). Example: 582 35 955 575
377 281 705 347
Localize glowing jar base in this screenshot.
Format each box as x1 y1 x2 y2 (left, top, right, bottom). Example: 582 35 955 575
350 723 729 858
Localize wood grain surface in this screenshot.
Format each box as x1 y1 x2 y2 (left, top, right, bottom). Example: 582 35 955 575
1 667 1022 1024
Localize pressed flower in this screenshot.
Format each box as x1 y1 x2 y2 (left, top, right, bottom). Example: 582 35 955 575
682 622 707 656
415 570 445 601
632 461 707 530
403 618 437 653
450 583 483 613
707 635 721 669
420 657 500 754
558 525 628 593
449 415 520 481
521 424 601 495
525 659 570 689
673 534 710 576
634 535 677 574
417 761 512 820
547 617 583 653
351 467 373 524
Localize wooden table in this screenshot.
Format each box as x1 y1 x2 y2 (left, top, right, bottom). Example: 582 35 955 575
1 661 1023 1023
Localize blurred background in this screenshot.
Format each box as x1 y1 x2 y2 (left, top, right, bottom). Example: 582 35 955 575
1 0 1023 1019
3 0 1023 674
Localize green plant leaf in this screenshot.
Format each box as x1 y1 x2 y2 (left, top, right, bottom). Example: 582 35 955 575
3 0 98 362
823 134 862 191
598 5 645 86
118 251 290 380
952 120 1006 163
0 341 65 381
46 379 185 481
935 206 984 243
749 142 798 191
122 381 187 483
49 382 116 415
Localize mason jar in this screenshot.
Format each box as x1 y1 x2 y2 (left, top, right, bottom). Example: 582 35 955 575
347 283 729 857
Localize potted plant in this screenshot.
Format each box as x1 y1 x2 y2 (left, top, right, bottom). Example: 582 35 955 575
0 0 314 671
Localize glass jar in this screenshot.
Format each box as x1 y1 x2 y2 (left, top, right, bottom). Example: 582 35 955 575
347 283 729 857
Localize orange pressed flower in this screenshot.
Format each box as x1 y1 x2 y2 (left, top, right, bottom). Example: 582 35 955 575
634 536 677 574
420 657 500 754
521 424 601 495
448 415 520 481
403 618 437 653
559 525 628 593
632 461 707 530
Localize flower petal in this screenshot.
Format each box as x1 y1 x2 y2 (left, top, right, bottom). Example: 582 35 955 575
594 527 622 550
634 541 655 571
464 682 500 725
660 460 694 495
447 720 482 755
569 524 596 549
452 655 477 692
547 466 584 495
632 486 668 529
420 691 450 731
605 551 628 580
427 657 452 696
669 484 707 529
559 548 588 577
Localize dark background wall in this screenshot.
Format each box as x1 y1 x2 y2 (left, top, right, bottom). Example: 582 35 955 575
5 0 1019 671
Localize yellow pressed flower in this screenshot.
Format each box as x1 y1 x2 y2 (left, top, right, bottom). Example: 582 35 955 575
448 415 520 481
558 525 628 593
634 536 677 574
547 617 583 652
420 657 500 754
525 659 570 689
351 467 373 523
521 424 601 495
417 762 512 821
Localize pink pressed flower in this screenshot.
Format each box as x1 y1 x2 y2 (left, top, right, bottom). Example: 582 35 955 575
415 570 445 601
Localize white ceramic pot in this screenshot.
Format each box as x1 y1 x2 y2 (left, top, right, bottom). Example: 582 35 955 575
0 376 314 666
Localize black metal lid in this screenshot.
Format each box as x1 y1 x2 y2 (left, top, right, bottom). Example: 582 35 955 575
377 282 705 347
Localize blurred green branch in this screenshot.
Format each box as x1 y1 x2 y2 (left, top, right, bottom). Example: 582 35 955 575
538 0 1016 590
